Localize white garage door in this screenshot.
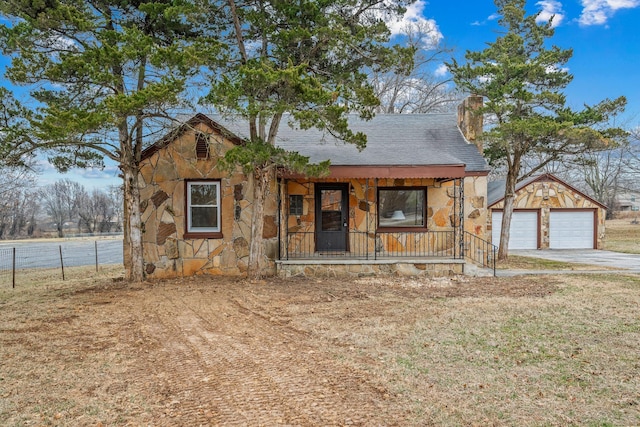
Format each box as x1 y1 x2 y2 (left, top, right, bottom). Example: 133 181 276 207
549 210 595 249
492 211 538 249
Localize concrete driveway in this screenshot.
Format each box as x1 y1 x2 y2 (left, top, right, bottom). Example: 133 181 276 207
509 249 640 273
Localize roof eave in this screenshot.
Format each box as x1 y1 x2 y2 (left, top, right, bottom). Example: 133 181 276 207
281 164 472 179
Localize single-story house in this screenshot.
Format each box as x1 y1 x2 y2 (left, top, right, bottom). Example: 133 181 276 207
137 97 494 278
488 174 607 250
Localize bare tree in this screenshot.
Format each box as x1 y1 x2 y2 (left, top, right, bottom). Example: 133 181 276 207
0 168 40 239
107 185 124 232
370 21 460 114
76 188 114 234
40 179 84 237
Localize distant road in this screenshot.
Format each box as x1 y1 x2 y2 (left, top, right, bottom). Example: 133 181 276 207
0 237 123 269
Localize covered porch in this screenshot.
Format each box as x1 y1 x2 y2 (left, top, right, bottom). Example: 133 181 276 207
276 169 475 277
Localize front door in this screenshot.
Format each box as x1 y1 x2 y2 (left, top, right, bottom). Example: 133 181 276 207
315 183 349 252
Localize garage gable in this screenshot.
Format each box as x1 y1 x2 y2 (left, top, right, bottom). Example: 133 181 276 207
488 174 606 250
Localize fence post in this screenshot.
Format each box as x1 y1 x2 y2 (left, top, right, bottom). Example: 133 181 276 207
95 241 99 272
12 247 16 289
59 245 65 281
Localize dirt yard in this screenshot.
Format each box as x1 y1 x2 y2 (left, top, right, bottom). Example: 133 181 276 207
1 270 639 426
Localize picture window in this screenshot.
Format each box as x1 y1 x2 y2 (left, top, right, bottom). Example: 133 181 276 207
377 188 426 229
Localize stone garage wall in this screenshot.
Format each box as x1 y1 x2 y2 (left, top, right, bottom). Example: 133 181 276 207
138 122 278 278
489 177 606 249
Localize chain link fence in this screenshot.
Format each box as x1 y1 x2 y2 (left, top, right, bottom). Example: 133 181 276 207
0 238 123 288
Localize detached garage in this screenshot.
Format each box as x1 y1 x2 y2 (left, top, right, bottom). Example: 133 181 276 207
488 174 606 250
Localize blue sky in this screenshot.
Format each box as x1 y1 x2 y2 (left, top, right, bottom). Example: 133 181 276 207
408 0 640 123
2 0 640 189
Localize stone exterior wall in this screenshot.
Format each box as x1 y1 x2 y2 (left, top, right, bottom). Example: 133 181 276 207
489 177 606 249
138 122 278 278
464 176 488 238
277 260 464 278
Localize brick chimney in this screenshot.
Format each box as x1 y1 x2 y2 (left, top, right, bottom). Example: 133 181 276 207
457 95 484 153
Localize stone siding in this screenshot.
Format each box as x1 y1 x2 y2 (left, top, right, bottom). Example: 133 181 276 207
277 260 464 278
139 122 278 278
464 176 488 238
489 178 606 249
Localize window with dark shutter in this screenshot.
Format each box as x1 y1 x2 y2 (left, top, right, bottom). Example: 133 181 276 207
195 133 209 159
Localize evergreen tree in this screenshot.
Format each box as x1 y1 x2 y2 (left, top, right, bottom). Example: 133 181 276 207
203 0 414 278
447 0 626 259
0 0 220 280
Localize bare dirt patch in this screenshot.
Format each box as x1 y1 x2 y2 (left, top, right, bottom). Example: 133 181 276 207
1 273 638 426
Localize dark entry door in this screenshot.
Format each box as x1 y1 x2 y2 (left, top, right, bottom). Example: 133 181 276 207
315 184 349 252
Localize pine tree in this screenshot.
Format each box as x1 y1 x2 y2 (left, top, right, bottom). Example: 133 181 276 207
0 0 221 280
447 0 626 259
203 0 414 278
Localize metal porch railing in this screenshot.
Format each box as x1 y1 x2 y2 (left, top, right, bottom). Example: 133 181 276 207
463 231 497 276
283 230 458 260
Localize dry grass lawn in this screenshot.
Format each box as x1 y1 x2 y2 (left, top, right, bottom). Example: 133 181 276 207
1 268 639 426
605 219 640 254
497 255 602 271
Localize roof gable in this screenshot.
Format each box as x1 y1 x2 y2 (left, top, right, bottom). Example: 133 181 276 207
140 113 244 161
488 173 607 210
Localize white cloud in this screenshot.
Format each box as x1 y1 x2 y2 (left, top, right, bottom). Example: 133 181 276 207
579 0 640 26
536 0 565 27
75 165 121 181
434 64 448 77
385 0 443 49
470 12 501 26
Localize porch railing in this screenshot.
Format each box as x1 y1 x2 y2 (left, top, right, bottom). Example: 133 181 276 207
283 230 458 260
463 231 497 276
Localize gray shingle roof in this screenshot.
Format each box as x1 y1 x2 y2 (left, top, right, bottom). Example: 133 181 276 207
487 180 506 207
488 176 543 207
211 113 490 173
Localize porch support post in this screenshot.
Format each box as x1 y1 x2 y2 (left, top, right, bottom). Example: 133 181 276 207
365 178 369 260
374 178 378 261
457 178 465 259
277 176 282 261
283 178 289 260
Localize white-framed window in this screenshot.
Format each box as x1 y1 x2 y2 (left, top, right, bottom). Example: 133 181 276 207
187 180 221 234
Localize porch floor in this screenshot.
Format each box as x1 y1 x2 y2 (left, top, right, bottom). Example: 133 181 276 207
278 257 463 264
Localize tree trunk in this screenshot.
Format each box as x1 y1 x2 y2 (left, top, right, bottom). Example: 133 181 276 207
497 169 518 261
122 164 144 282
247 166 270 280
